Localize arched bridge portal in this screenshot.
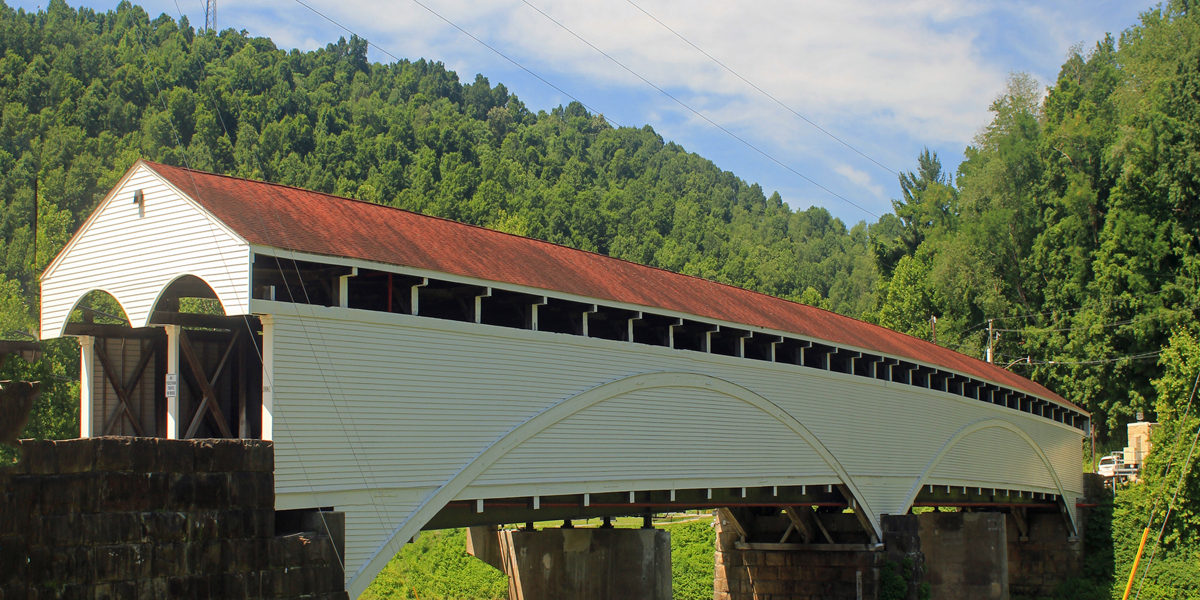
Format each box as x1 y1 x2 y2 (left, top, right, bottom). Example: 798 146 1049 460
40 162 1088 598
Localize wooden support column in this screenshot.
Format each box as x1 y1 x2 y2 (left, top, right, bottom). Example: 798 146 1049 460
474 287 492 324
337 267 358 308
410 278 428 316
1010 507 1029 542
78 335 95 438
737 331 754 358
843 351 862 374
164 324 181 439
627 311 643 343
882 357 899 381
797 340 814 366
667 318 683 349
260 316 275 441
237 331 249 438
704 325 720 353
581 304 598 337
528 296 547 331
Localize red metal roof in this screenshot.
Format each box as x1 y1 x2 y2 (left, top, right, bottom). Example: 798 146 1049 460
143 160 1075 408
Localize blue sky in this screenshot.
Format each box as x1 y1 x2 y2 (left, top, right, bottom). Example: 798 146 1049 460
12 0 1154 225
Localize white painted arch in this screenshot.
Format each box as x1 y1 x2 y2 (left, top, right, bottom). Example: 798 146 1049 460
39 161 250 339
345 371 879 598
899 418 1077 532
49 272 236 337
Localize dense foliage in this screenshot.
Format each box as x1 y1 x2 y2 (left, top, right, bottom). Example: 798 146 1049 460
868 4 1200 436
361 528 506 600
360 519 716 600
667 518 717 600
3 0 1200 595
4 0 1196 437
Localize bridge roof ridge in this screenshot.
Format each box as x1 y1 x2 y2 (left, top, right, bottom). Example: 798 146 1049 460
139 159 1075 409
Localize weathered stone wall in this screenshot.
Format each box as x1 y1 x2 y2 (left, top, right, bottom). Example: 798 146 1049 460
917 512 1008 600
468 527 672 600
1006 510 1080 598
714 513 882 600
1007 477 1105 598
0 437 346 599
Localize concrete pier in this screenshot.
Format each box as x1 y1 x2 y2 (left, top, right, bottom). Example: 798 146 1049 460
468 526 671 600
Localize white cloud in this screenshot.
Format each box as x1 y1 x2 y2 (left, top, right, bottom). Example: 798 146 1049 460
270 0 1014 144
29 0 1146 222
119 0 1146 152
834 163 886 200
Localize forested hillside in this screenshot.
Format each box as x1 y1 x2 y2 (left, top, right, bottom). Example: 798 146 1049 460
0 0 882 448
869 6 1200 433
3 0 1200 438
3 0 1200 596
2 0 1198 439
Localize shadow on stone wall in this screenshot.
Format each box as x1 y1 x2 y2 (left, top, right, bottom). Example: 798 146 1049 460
0 437 346 599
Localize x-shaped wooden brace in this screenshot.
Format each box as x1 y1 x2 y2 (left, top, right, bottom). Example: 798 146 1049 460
180 328 238 439
781 505 834 544
95 339 154 436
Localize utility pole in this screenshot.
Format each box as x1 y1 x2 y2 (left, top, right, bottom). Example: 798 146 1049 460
986 319 994 363
31 173 37 271
204 0 216 33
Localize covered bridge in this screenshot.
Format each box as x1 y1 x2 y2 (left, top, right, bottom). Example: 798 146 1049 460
40 160 1087 597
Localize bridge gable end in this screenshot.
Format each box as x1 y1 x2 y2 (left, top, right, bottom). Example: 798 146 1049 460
40 162 251 338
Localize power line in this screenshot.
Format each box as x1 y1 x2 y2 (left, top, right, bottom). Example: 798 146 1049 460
291 0 620 127
997 350 1163 367
993 314 1167 334
964 287 1188 332
948 307 1189 356
623 0 898 176
286 0 878 216
136 11 387 568
1134 367 1200 599
519 0 877 218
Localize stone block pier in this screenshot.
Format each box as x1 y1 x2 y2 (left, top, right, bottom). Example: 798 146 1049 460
0 437 346 599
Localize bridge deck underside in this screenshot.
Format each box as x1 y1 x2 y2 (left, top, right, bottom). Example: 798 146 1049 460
425 484 1066 531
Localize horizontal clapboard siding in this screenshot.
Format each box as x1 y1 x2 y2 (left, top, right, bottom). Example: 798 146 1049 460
929 427 1059 490
264 302 1084 587
40 164 250 338
475 388 837 484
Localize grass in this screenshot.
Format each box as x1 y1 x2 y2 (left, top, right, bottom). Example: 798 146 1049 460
361 512 717 600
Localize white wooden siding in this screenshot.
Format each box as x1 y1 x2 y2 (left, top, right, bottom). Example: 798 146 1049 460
475 388 837 485
262 302 1084 595
928 426 1059 490
40 164 250 338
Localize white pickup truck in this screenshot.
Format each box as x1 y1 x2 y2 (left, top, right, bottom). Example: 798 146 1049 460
1097 451 1140 482
1097 453 1120 477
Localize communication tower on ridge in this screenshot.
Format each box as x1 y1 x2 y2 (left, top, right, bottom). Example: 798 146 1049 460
204 0 216 32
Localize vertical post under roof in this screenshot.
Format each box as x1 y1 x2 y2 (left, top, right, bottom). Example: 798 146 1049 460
78 335 94 438
165 324 181 439
260 316 275 441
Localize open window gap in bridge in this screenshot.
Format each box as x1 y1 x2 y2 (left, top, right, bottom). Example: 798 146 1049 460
248 251 1089 430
